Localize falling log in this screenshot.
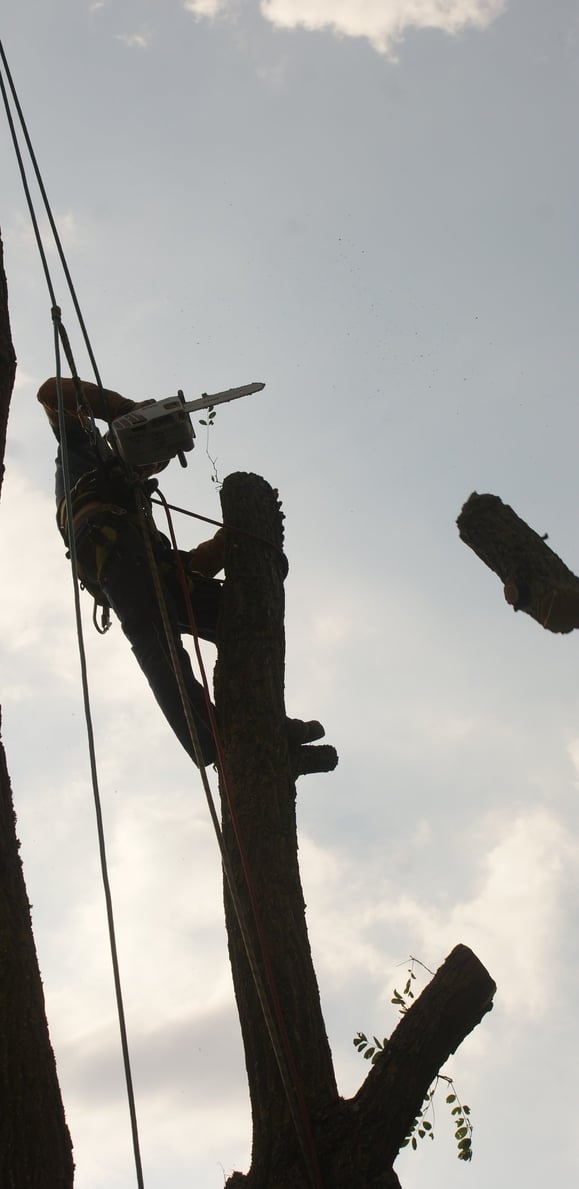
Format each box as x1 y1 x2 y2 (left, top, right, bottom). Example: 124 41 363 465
457 492 579 634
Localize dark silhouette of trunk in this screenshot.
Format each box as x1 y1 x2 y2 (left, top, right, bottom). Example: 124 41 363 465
215 472 496 1189
458 491 579 633
0 230 74 1187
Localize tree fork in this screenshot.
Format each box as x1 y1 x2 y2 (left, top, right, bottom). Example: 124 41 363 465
214 473 496 1188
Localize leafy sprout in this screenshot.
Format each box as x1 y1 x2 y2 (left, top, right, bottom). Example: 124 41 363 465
353 959 474 1162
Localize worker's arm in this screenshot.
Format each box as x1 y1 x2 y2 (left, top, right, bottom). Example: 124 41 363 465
37 377 136 430
185 529 225 577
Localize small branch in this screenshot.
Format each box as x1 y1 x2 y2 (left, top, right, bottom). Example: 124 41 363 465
351 944 495 1168
457 491 579 633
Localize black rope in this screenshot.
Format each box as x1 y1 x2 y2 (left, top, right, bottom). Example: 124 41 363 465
0 38 112 424
54 313 145 1189
1 39 146 1188
150 495 288 569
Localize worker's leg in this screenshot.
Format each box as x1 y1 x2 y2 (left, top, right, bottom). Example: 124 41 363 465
75 514 217 766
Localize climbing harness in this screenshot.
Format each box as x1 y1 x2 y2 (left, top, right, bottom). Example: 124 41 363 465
1 37 324 1189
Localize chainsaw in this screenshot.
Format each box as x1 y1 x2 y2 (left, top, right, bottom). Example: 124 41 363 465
109 381 265 469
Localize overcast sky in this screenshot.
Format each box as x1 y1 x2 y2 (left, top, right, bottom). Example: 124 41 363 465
1 2 579 1187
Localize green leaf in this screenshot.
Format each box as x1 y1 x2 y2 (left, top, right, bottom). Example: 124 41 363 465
411 1138 417 1151
455 1127 468 1140
364 1047 375 1060
446 1094 456 1104
422 1121 432 1131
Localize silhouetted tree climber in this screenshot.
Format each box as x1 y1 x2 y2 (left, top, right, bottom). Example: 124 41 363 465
38 377 325 769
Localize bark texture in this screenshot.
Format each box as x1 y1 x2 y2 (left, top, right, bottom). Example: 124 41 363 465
458 491 579 633
0 230 74 1186
215 472 496 1189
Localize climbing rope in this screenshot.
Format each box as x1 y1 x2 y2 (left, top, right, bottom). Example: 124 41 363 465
150 495 289 566
53 318 145 1189
1 38 324 1189
0 39 111 422
1 41 145 1186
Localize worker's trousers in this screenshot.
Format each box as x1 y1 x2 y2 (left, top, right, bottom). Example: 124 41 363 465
73 507 221 767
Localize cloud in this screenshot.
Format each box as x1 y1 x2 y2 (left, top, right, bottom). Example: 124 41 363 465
390 808 578 1015
565 737 579 785
260 0 507 56
116 32 151 49
300 807 578 1024
9 210 86 259
183 0 230 17
0 472 73 656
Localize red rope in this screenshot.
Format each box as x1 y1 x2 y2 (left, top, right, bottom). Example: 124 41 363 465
156 490 324 1189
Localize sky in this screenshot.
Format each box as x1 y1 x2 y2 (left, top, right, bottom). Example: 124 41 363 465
1 1 579 1186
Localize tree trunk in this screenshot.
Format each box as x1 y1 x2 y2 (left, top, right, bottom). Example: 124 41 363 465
214 474 338 1187
457 491 579 633
215 472 496 1189
0 229 74 1186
